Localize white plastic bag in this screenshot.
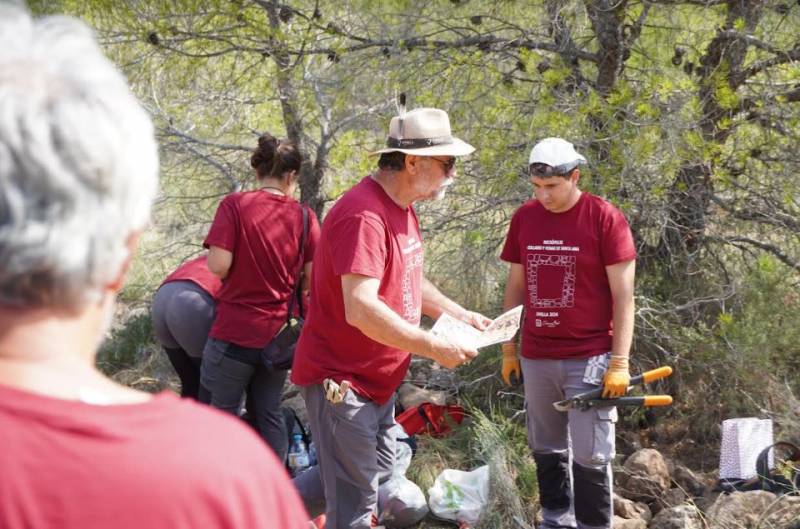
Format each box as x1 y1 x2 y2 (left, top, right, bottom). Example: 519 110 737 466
719 418 773 480
378 475 429 528
393 438 413 477
427 465 489 527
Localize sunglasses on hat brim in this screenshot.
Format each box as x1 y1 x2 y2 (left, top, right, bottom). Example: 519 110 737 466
529 162 579 177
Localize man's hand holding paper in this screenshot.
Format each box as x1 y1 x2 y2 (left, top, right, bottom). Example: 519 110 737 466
431 305 523 350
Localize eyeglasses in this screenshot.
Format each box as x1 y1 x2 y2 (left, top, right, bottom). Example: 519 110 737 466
529 162 578 177
430 156 456 173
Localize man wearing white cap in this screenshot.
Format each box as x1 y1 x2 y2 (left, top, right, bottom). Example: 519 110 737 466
499 138 636 529
291 107 490 528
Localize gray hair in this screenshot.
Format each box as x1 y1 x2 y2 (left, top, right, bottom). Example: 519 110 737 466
0 7 158 310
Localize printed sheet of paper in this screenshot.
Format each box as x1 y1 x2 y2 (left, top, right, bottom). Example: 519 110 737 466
430 305 523 349
477 305 523 347
430 313 484 349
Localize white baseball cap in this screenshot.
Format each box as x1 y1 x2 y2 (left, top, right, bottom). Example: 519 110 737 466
528 137 587 175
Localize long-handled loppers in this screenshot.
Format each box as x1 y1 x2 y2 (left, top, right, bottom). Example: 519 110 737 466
553 366 673 412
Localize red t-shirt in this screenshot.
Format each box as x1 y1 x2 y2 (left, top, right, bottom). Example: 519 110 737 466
291 176 423 404
204 191 320 348
500 192 636 360
161 255 222 298
0 384 309 529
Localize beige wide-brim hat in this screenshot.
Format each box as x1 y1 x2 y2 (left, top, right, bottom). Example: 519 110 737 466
370 107 475 157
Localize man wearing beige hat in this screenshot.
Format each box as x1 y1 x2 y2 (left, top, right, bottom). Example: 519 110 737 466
500 138 636 529
292 107 490 528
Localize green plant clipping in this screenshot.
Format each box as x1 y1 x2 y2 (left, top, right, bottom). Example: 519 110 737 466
441 480 465 510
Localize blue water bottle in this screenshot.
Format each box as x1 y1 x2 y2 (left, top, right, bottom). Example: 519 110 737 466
288 434 309 476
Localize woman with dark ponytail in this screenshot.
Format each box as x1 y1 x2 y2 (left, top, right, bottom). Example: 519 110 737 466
200 133 320 460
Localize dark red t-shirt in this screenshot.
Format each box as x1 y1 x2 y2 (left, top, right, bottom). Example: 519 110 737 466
291 176 423 404
161 255 222 298
500 192 636 360
204 191 319 348
0 384 309 529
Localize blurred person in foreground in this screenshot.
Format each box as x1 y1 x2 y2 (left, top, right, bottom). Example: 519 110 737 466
0 7 308 529
500 138 636 529
152 254 221 399
291 106 491 529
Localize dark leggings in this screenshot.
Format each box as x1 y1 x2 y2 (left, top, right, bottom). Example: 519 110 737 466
164 347 202 400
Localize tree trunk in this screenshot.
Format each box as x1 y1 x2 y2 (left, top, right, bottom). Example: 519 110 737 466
657 0 766 269
263 3 325 219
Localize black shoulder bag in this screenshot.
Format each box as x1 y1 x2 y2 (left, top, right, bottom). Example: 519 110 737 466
260 204 309 372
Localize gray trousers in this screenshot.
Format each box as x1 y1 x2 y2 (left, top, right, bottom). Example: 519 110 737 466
301 384 396 529
152 280 215 399
522 357 616 529
201 337 289 461
152 280 215 358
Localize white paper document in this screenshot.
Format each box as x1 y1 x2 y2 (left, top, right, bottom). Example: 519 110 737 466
430 305 523 349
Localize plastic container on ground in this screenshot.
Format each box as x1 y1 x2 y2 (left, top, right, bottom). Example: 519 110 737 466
288 433 310 477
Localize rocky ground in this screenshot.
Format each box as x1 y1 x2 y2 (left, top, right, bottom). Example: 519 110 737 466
612 448 800 529
279 358 800 529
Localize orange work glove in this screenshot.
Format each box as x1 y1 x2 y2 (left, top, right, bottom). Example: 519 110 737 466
501 343 521 386
602 355 630 398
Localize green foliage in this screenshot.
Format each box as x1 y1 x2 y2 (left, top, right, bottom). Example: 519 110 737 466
713 256 800 381
708 63 739 111
96 312 155 375
652 257 800 444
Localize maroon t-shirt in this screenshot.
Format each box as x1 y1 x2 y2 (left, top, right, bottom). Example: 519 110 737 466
0 384 310 529
161 255 222 298
500 192 636 360
204 191 319 348
291 177 423 404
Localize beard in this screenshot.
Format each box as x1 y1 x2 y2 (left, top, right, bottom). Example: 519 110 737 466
432 177 454 201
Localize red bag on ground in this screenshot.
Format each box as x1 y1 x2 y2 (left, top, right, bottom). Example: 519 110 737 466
396 402 465 437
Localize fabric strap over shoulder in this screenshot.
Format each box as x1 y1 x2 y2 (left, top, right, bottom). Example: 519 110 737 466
285 204 309 321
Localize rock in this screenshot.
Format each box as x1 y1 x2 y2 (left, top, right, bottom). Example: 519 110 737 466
617 448 671 503
617 431 644 454
664 456 676 476
612 515 647 529
761 495 800 529
396 382 447 410
614 494 652 522
706 491 800 529
706 491 774 528
673 464 707 497
650 487 689 515
425 366 458 390
692 489 720 514
649 504 704 529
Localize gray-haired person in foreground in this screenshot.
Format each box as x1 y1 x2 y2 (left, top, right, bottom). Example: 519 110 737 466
0 7 309 529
